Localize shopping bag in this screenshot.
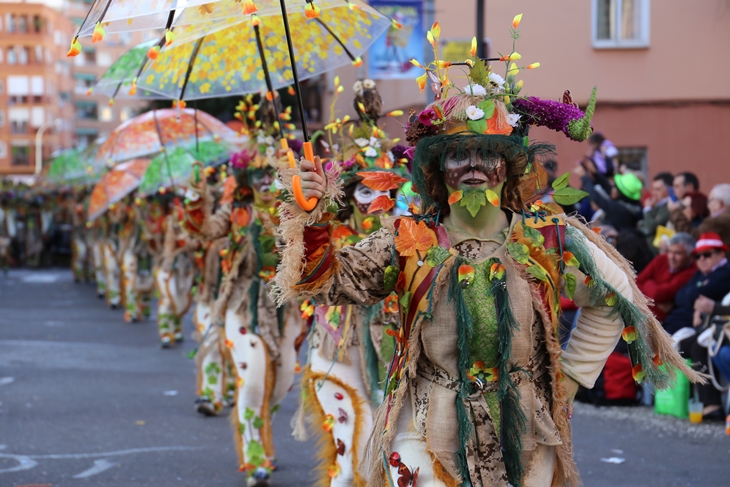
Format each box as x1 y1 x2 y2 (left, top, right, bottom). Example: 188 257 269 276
654 360 692 419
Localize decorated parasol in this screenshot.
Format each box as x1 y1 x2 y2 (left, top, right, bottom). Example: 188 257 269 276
137 140 233 197
90 0 391 106
91 108 240 166
87 158 151 221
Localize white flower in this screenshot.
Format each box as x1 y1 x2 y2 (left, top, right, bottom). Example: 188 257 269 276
465 105 485 121
273 178 285 191
185 188 200 202
363 79 376 89
387 151 395 162
257 135 267 144
506 113 521 127
353 81 363 94
369 136 381 148
354 137 369 147
488 72 505 90
265 146 276 157
265 136 275 146
463 84 487 97
364 147 378 157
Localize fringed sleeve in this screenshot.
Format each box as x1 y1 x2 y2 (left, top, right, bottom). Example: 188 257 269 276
562 217 703 388
184 183 231 241
273 163 395 308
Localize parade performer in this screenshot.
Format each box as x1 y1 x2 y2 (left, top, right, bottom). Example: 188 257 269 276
275 18 702 487
291 78 406 487
71 190 92 283
155 202 198 346
0 190 16 271
102 200 125 308
184 96 305 486
119 197 157 323
90 215 108 300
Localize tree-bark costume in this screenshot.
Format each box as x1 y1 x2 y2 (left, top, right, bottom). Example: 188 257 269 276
276 19 701 487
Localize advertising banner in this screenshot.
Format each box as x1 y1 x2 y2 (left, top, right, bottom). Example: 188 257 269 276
367 0 424 80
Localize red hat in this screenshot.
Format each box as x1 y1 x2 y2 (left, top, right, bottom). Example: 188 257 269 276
693 232 728 254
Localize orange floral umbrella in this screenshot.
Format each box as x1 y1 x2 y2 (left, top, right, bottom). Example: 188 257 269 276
92 108 240 166
88 158 151 221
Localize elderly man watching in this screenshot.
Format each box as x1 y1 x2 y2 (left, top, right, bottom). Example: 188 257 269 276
636 233 697 322
663 232 730 335
671 183 730 248
639 172 674 243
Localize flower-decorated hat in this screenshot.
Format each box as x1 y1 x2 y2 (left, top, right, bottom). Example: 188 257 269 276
406 15 597 214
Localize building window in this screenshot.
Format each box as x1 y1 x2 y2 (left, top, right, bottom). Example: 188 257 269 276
617 146 648 180
0 110 5 127
7 48 16 65
120 107 135 123
0 80 4 95
76 101 98 120
0 142 7 159
7 14 15 33
10 108 30 134
18 47 29 65
18 15 27 33
74 73 96 94
99 106 113 122
83 49 96 64
593 0 650 48
11 143 30 166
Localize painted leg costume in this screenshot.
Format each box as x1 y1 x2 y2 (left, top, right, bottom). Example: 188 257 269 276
276 18 702 487
91 217 108 299
184 104 305 484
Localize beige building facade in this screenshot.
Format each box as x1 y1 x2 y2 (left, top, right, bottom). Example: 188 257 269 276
324 0 730 191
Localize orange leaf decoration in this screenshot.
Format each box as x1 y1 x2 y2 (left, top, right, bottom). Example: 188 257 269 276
448 190 463 205
632 364 645 382
220 175 238 205
368 195 395 214
242 0 258 15
394 219 436 257
562 251 580 267
652 354 663 367
357 171 408 191
231 207 250 227
486 189 500 207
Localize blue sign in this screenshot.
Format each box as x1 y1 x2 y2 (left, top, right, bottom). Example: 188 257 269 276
367 0 424 80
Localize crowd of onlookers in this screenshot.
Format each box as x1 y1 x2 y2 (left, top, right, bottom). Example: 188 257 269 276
565 133 730 420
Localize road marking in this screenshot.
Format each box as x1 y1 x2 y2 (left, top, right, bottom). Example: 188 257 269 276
72 459 117 478
22 274 59 283
0 377 14 387
0 446 201 474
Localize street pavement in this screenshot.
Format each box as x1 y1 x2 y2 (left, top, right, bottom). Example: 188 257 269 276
1 269 728 487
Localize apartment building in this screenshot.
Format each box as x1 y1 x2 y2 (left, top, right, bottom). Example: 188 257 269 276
0 1 75 176
324 0 730 189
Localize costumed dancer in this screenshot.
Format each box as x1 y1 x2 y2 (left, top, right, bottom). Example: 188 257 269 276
275 18 703 487
90 214 108 300
184 95 306 486
71 189 92 283
155 200 198 347
101 200 125 309
292 78 407 487
0 189 17 272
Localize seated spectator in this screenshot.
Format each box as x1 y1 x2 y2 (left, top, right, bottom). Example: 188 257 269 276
574 159 643 231
636 233 697 321
663 233 730 335
694 295 730 383
672 171 700 201
639 172 673 244
670 183 730 248
614 228 655 274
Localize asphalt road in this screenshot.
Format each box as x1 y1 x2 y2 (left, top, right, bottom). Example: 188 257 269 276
1 269 728 487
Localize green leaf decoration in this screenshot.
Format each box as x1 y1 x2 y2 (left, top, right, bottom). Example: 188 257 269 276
345 234 364 245
552 172 570 191
244 407 255 421
246 440 266 467
253 416 264 429
553 187 589 206
564 272 577 300
271 404 281 414
522 224 545 247
425 246 451 267
399 292 412 313
526 264 548 281
478 99 495 119
507 242 530 264
239 422 246 434
384 265 399 291
259 234 275 253
467 118 487 134
469 60 489 86
460 189 487 217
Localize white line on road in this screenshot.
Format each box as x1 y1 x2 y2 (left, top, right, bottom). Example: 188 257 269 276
72 459 118 478
0 377 14 386
0 446 201 474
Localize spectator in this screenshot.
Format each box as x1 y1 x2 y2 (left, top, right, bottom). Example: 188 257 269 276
662 232 730 335
672 172 700 200
636 233 697 321
586 132 618 176
693 294 730 383
614 228 656 274
639 172 673 243
670 183 730 248
574 159 643 231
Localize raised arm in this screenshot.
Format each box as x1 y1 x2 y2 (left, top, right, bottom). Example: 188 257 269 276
184 164 231 242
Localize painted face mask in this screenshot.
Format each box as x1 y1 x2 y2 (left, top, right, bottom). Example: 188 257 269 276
353 182 390 215
250 169 277 203
444 149 506 190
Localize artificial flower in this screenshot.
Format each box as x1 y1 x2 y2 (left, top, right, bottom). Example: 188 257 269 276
506 113 521 127
363 79 376 89
369 136 381 148
354 138 369 147
363 147 378 157
265 146 276 157
464 84 487 97
418 107 439 126
488 72 505 89
353 80 363 94
465 105 485 121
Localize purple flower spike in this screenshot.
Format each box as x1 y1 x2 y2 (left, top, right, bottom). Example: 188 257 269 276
512 87 596 142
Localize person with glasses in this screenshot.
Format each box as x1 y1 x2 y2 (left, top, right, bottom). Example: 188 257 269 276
662 233 730 336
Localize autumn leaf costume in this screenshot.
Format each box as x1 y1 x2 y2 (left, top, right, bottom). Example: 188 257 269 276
276 17 702 487
184 96 306 486
291 78 409 487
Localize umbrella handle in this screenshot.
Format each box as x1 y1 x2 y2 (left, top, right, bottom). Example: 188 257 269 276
281 140 319 211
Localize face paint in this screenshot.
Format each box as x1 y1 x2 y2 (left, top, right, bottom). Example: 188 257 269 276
353 182 389 215
250 169 277 204
444 149 506 190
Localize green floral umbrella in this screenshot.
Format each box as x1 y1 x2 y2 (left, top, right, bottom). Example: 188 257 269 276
43 144 105 187
137 140 232 197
